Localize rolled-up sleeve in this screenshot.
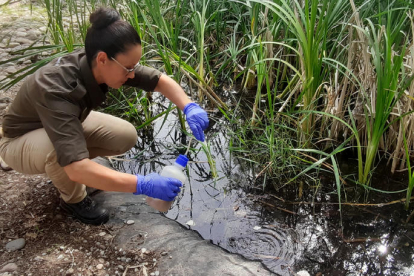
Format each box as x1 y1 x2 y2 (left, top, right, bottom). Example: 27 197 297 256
124 65 162 91
35 92 89 167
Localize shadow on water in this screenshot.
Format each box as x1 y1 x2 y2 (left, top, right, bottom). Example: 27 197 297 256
111 92 414 276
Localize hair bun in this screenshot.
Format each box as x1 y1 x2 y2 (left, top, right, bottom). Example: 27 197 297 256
89 7 120 30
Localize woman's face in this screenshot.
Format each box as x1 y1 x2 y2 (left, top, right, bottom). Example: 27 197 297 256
99 44 142 89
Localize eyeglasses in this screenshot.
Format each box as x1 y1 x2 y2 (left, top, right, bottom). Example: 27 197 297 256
111 57 140 76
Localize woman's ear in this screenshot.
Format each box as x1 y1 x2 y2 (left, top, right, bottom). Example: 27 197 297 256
95 51 108 66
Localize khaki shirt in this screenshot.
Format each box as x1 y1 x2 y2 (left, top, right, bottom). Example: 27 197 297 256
2 49 161 167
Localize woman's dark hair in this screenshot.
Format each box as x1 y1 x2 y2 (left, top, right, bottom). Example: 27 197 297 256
85 7 141 65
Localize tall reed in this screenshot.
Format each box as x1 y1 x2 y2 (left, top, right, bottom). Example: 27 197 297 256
357 8 411 185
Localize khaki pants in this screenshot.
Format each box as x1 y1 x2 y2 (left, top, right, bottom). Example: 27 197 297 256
0 111 137 203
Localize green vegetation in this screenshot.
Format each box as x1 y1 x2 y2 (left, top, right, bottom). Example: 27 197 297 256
1 0 414 208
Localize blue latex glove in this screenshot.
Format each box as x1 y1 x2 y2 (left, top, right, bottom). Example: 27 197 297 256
183 102 209 142
134 173 182 201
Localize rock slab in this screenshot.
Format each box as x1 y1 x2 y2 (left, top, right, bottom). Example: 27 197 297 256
0 263 17 273
5 238 26 251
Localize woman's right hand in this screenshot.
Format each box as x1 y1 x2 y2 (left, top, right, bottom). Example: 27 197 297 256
134 173 182 201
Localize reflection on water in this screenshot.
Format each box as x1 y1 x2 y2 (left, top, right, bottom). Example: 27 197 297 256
112 94 414 275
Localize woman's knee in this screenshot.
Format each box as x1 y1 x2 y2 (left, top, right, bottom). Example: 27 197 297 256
84 112 137 154
119 121 138 153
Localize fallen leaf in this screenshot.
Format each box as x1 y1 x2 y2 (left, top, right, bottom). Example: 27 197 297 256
25 232 38 239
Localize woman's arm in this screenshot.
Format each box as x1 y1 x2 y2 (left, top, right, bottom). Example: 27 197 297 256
154 74 192 110
64 158 137 193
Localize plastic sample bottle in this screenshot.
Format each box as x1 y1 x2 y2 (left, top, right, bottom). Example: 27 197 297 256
146 154 188 212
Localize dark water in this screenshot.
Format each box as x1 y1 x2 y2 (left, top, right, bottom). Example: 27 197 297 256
112 92 414 276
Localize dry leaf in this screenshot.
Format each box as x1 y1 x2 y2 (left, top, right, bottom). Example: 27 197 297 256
25 232 38 239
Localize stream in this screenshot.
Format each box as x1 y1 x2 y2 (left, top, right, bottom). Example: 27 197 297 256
110 92 414 276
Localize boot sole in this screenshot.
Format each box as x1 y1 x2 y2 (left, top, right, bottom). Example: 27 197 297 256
60 201 109 225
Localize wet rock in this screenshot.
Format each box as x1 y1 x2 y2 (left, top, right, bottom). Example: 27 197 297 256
5 238 26 251
0 263 18 273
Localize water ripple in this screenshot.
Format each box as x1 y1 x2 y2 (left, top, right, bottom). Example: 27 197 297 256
227 224 302 274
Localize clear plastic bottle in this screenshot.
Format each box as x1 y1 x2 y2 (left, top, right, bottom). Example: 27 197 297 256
146 155 188 212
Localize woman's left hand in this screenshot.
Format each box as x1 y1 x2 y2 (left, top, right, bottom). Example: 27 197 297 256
183 103 209 142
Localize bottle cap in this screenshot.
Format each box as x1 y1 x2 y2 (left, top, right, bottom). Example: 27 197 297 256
175 154 189 167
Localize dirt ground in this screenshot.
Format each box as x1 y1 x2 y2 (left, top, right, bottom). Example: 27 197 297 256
0 168 163 276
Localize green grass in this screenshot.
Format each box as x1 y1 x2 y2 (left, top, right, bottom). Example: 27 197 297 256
1 0 414 206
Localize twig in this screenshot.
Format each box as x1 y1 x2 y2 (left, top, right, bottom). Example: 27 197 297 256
406 208 414 224
223 51 255 74
297 151 347 185
180 69 227 109
269 194 285 202
342 237 381 243
258 200 296 215
185 137 193 156
107 157 133 162
255 162 273 179
122 262 150 275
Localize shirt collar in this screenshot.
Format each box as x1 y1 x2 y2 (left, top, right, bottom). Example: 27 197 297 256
80 55 108 108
